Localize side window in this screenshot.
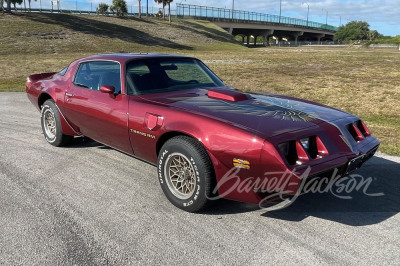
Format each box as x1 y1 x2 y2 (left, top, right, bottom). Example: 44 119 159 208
74 61 121 94
126 62 151 94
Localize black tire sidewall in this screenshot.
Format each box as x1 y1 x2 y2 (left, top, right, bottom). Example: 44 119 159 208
41 100 63 146
158 137 211 212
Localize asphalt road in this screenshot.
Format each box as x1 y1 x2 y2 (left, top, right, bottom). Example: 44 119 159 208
1 92 399 265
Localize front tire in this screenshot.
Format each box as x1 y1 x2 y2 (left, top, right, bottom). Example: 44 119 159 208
41 100 73 147
158 136 214 212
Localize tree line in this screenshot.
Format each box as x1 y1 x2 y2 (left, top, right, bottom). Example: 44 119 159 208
334 21 384 43
96 0 173 23
1 0 37 12
1 0 174 24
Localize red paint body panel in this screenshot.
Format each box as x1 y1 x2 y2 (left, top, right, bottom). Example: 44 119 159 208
26 53 380 205
62 85 132 154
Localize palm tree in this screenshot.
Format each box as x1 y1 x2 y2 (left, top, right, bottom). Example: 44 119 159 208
138 0 141 18
110 0 128 17
6 0 12 12
27 0 37 11
167 0 172 24
154 0 165 19
154 0 173 23
11 0 23 10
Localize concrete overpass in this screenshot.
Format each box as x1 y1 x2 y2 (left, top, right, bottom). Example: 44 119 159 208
217 21 334 45
176 4 337 45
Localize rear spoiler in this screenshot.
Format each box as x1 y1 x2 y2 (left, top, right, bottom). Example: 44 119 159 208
27 72 57 83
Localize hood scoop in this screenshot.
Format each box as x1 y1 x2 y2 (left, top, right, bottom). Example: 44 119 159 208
207 88 249 102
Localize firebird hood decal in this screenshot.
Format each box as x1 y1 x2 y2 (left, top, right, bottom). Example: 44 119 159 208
166 96 318 122
143 88 352 138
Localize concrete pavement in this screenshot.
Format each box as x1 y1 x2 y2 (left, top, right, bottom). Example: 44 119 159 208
1 92 399 265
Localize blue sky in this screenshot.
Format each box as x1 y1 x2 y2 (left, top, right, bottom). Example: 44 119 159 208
21 0 400 36
180 0 400 36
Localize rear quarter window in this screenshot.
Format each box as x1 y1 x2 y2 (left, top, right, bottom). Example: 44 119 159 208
58 67 68 75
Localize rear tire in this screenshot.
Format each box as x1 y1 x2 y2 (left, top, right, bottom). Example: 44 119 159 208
41 100 73 147
158 136 214 212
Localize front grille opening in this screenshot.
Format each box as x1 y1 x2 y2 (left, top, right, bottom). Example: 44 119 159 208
307 136 318 159
347 123 365 142
301 136 329 160
279 140 311 166
278 141 298 165
355 120 371 137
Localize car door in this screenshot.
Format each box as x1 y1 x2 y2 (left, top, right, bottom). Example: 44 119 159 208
62 60 133 154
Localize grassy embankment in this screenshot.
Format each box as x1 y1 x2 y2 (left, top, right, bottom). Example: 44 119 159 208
1 13 399 155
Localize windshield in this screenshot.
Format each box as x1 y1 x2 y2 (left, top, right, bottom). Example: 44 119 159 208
126 58 224 95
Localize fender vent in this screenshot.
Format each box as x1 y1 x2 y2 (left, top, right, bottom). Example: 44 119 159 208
347 120 370 143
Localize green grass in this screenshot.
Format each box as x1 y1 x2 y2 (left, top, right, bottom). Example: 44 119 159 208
368 35 400 45
1 13 400 156
0 12 244 92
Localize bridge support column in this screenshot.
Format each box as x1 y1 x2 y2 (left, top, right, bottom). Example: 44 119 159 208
315 34 325 44
293 31 304 46
262 36 269 46
277 37 283 46
247 35 250 46
262 29 274 46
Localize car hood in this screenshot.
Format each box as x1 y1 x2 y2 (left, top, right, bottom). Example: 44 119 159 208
141 87 353 138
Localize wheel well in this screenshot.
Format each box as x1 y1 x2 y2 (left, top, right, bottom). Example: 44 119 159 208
38 93 53 109
156 131 218 194
156 131 194 157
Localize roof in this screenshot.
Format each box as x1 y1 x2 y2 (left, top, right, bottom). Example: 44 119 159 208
79 53 194 63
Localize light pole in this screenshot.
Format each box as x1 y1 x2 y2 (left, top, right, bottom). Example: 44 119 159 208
322 8 328 25
232 0 234 20
302 2 309 26
279 0 282 23
336 14 342 26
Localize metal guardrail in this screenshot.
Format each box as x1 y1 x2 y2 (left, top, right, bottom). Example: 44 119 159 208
176 4 338 32
3 2 337 32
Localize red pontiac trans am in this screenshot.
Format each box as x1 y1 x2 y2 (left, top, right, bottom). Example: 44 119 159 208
26 53 379 212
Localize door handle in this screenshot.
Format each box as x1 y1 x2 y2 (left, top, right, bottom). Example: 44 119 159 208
65 93 74 97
